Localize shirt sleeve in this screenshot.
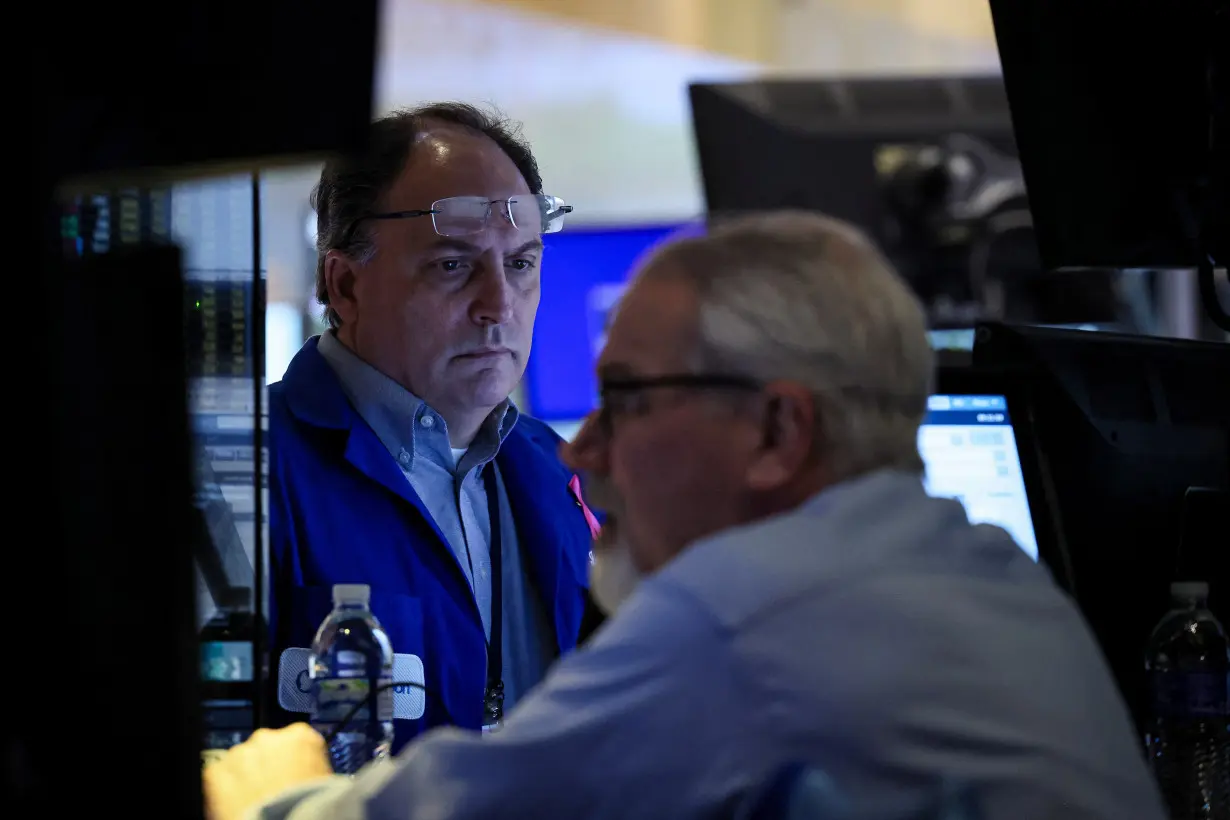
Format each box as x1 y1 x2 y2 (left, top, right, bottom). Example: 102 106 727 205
274 580 751 820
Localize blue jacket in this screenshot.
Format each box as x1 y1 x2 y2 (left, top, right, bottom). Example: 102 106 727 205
268 338 596 752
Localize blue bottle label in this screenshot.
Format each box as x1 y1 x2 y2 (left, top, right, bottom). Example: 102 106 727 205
1151 670 1229 718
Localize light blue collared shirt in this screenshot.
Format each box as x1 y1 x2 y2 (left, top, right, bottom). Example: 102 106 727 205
259 469 1165 820
316 331 555 711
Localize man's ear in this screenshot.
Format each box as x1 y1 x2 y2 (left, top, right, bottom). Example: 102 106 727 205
745 382 816 492
323 250 360 326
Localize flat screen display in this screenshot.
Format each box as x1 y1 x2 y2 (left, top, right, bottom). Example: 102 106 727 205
526 225 688 421
920 394 1038 560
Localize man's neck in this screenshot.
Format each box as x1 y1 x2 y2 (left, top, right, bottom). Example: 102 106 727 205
329 329 498 449
441 409 495 450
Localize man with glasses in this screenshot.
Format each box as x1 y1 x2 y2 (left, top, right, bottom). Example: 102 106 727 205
213 211 1161 820
268 103 601 752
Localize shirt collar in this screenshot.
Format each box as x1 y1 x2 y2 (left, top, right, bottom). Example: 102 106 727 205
316 330 519 472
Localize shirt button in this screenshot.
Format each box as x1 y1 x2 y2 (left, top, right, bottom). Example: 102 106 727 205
398 449 411 466
420 414 435 428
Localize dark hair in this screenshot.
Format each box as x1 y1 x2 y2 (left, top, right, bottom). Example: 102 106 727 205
311 102 544 328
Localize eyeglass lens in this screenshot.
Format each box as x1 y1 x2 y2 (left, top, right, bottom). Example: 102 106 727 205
430 195 568 237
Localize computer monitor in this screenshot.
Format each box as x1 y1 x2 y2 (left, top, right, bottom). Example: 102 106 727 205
27 246 204 817
988 0 1228 270
919 391 1039 562
526 224 690 421
42 0 378 187
924 366 1060 574
688 76 1120 327
972 322 1230 730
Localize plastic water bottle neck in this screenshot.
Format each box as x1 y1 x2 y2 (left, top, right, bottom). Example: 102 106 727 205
1173 595 1208 610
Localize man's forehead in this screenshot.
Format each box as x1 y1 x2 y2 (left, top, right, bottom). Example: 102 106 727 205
390 126 529 206
598 274 699 376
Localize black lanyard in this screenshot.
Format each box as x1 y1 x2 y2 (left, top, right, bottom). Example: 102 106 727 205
481 465 504 727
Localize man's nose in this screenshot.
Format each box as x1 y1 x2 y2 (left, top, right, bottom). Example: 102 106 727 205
560 411 608 474
471 258 515 326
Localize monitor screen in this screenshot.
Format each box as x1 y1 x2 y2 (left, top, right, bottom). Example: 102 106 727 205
527 224 688 421
920 393 1038 560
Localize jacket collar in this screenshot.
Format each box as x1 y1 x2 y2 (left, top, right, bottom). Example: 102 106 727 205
280 335 358 432
280 336 589 653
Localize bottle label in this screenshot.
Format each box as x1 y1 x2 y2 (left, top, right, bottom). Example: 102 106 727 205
313 678 371 723
1151 670 1229 718
312 650 393 724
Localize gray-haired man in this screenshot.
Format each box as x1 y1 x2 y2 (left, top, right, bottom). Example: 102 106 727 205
210 211 1164 820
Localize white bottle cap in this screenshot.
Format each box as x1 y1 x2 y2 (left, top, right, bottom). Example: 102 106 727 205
1170 581 1209 600
333 583 371 606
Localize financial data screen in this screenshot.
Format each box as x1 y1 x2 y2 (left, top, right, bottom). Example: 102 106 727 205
172 176 267 624
920 394 1038 560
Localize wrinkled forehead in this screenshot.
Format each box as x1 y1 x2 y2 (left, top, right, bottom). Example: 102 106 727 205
597 272 701 379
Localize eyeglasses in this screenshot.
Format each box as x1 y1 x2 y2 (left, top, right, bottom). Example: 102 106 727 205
342 194 572 246
596 373 761 435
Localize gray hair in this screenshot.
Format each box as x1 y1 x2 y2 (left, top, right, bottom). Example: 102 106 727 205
641 211 934 479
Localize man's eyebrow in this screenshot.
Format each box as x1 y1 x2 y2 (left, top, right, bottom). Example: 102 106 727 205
510 238 545 257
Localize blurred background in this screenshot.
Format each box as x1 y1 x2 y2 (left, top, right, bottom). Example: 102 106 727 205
139 0 1226 628
184 0 1006 382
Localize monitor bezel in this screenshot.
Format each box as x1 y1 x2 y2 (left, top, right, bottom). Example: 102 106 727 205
933 364 1069 587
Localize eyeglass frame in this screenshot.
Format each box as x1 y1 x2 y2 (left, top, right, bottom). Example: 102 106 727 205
338 196 574 248
595 373 763 436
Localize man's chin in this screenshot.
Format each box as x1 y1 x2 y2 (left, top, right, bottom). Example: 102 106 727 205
454 362 521 405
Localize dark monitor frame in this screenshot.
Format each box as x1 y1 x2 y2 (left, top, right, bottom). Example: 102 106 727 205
686 77 1123 328
986 0 1227 271
970 321 1230 732
933 364 1070 590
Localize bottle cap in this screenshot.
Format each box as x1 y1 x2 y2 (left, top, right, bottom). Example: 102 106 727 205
333 583 371 606
1170 581 1209 601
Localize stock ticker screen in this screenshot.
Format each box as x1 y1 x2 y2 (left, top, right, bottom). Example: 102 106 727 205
172 176 266 622
60 188 174 257
185 275 254 380
58 178 265 621
57 180 264 622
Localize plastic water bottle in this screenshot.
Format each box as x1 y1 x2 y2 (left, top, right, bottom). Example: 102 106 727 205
1144 581 1230 819
309 584 394 774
